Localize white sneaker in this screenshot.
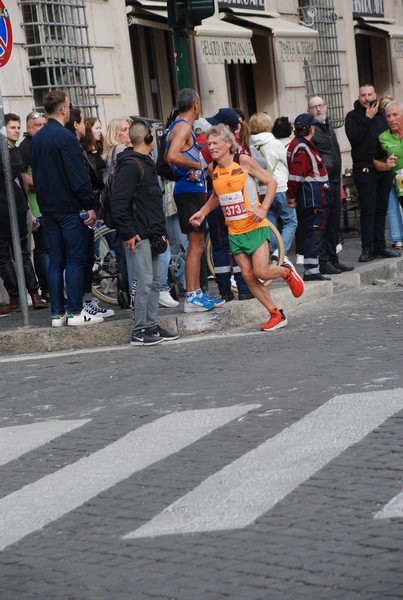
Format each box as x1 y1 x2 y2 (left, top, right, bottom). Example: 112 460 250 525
51 313 67 327
159 290 179 308
84 298 115 318
67 310 104 326
296 254 304 265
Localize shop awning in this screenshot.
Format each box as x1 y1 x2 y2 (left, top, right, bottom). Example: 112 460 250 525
224 14 318 62
354 17 403 39
194 16 256 64
227 14 318 39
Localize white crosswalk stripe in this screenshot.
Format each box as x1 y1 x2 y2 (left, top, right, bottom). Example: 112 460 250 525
125 389 403 539
0 420 90 467
374 491 403 520
0 404 258 552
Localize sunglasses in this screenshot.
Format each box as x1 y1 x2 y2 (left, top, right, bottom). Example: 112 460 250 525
29 112 46 119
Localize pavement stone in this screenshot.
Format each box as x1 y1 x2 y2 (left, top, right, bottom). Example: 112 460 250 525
0 235 402 355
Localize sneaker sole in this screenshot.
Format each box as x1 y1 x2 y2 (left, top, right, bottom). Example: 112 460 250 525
52 321 67 327
159 301 180 308
130 339 164 346
260 319 288 332
159 335 179 341
68 320 104 326
184 304 214 313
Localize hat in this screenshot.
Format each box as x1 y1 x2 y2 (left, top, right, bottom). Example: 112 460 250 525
294 113 315 129
206 108 239 129
193 117 210 133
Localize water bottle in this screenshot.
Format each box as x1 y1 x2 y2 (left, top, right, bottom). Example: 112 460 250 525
79 209 89 221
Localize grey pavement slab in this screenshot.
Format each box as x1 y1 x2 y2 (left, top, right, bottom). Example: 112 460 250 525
0 235 402 357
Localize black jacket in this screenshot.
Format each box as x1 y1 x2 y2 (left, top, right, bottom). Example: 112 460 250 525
345 100 388 169
311 119 341 182
0 147 29 235
111 148 166 242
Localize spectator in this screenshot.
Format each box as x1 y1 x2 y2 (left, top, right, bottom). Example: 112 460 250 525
374 102 403 215
110 120 178 346
378 95 403 250
31 90 103 327
345 84 400 262
156 108 181 309
166 88 224 312
307 97 354 274
82 116 106 205
65 107 114 320
286 113 333 281
0 114 48 314
249 111 297 260
18 110 50 302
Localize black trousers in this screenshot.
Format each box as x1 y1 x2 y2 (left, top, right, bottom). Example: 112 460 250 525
319 180 341 264
0 225 39 298
353 168 393 252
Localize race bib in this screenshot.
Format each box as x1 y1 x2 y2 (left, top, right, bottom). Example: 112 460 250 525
219 191 248 221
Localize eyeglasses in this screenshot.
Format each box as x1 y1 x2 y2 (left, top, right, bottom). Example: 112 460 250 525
29 112 46 120
309 103 325 110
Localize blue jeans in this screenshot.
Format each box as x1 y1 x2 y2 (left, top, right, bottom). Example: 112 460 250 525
42 212 89 314
265 192 298 254
159 243 171 292
387 184 403 243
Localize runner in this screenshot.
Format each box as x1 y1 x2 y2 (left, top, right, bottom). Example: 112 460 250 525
190 124 304 331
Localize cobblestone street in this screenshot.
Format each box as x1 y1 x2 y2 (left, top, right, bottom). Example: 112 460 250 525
0 279 403 599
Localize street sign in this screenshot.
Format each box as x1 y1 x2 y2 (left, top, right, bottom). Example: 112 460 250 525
0 2 12 68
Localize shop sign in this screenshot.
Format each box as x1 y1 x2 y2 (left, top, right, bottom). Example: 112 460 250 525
352 0 384 18
197 36 256 63
392 39 403 59
218 0 265 11
274 37 316 63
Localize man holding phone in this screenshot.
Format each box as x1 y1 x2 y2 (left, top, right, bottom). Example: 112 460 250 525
345 84 401 262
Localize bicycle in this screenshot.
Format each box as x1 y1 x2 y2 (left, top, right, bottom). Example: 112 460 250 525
92 224 119 305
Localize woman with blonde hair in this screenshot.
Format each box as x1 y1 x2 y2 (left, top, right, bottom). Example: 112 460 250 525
249 111 297 259
103 116 132 165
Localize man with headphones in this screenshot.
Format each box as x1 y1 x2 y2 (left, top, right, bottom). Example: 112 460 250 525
110 120 179 346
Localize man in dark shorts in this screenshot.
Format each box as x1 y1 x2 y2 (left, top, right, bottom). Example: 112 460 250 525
166 88 225 313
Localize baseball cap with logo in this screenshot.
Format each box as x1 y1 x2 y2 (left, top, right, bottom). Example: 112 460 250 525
206 108 239 129
294 113 315 129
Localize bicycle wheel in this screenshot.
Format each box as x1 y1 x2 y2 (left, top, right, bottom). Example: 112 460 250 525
92 226 119 305
205 221 285 289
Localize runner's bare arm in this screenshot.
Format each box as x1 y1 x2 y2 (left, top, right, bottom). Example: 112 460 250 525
166 122 203 170
189 192 220 227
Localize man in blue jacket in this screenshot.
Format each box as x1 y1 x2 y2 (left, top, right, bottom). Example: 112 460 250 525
31 89 103 327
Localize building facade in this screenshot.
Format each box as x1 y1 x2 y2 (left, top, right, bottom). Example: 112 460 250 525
1 0 403 162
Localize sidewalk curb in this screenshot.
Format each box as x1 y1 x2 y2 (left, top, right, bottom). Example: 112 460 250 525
0 257 402 356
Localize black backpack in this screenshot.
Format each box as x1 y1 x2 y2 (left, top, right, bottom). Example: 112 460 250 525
99 155 144 229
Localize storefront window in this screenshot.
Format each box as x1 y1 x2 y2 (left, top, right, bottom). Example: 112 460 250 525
19 0 98 114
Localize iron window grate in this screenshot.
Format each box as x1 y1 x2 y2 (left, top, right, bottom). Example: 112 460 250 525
18 0 98 115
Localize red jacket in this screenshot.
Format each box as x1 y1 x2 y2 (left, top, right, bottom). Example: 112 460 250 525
286 135 332 208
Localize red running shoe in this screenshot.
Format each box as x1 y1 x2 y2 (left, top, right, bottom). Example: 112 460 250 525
260 309 287 332
283 264 305 298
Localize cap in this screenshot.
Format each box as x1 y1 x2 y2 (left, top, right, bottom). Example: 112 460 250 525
294 113 315 129
193 117 210 133
206 108 239 129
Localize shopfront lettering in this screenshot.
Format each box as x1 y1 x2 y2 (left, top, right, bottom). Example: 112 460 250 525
392 40 403 59
277 39 315 62
352 0 384 18
198 36 256 64
218 0 264 10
